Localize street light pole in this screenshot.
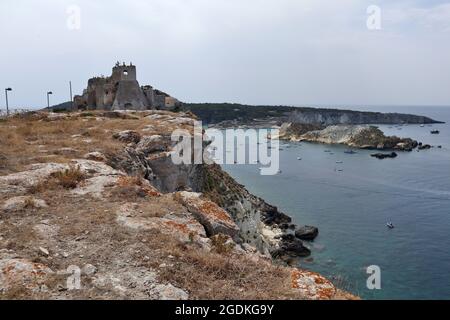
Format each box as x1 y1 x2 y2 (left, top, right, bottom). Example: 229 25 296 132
69 81 73 110
47 91 53 109
5 88 12 116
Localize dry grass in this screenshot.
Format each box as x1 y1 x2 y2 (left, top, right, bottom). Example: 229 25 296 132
0 110 195 176
0 112 136 175
210 234 236 254
51 165 85 189
157 242 296 300
23 196 37 209
110 175 162 200
0 152 7 169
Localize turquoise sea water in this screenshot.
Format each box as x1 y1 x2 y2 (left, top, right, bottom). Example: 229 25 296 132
220 106 450 300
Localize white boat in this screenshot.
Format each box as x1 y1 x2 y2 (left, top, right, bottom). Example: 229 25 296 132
387 222 394 229
297 157 302 160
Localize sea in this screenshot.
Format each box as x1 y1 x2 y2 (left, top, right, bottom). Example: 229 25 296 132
219 106 450 300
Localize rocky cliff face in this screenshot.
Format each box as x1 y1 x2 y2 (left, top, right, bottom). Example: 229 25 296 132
105 123 313 261
288 108 441 125
184 103 442 127
0 110 356 300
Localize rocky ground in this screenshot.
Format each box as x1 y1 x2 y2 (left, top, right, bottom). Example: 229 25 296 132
0 110 356 300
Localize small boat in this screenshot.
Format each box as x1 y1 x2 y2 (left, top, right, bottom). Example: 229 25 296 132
420 124 425 128
324 150 331 153
431 130 440 134
297 157 302 160
336 161 343 164
387 222 394 229
344 150 357 154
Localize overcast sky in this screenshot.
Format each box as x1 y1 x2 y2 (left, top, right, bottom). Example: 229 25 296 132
1 0 450 109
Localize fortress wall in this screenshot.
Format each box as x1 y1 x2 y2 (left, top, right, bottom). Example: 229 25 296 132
112 80 149 110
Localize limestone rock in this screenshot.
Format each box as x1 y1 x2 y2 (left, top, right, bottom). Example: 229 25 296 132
71 175 119 198
116 203 208 245
39 247 50 256
53 147 78 155
298 125 418 151
0 258 53 293
33 222 59 240
135 135 169 155
106 147 155 180
147 283 189 300
2 196 48 212
174 192 240 240
0 162 68 194
84 151 107 162
82 264 97 276
113 130 141 144
291 269 336 300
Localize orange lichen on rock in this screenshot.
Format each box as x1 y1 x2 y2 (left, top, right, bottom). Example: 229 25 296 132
0 259 53 292
164 220 191 235
116 175 161 197
291 269 337 300
174 191 240 240
198 200 235 224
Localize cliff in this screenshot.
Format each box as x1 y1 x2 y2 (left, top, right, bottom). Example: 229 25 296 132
0 110 357 300
287 108 441 125
183 103 442 126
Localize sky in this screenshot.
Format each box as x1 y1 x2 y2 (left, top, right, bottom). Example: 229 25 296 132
0 0 450 109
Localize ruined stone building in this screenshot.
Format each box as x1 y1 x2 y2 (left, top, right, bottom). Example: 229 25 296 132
74 62 181 111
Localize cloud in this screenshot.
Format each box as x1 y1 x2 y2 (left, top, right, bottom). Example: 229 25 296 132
0 0 449 108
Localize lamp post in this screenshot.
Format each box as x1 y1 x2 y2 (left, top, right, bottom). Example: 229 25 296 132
69 81 73 110
5 88 12 116
47 91 53 109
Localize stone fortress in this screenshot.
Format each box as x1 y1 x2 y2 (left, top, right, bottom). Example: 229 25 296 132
74 62 181 111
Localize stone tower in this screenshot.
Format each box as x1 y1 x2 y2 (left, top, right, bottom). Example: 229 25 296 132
110 63 148 110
